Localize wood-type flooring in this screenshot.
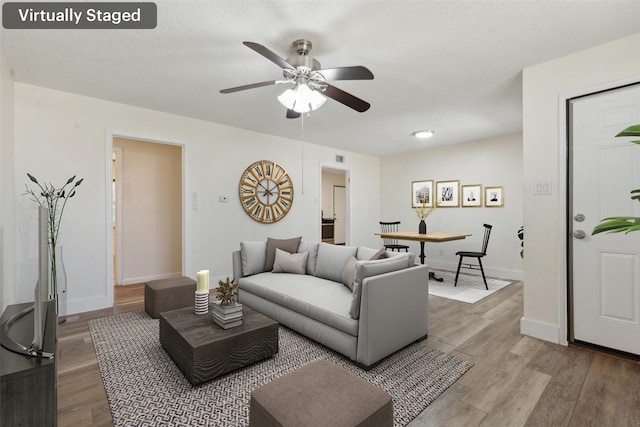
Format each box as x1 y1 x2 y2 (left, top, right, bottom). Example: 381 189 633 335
56 280 640 426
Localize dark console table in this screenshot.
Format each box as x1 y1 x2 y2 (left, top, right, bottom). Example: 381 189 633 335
1 302 57 426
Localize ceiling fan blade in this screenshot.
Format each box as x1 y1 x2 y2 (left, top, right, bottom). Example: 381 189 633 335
286 109 301 119
316 66 374 81
243 41 295 70
323 84 371 112
220 80 278 94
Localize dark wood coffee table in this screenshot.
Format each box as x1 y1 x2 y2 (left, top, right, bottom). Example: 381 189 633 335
159 305 278 385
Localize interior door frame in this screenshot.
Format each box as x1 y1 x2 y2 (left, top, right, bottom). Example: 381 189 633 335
561 76 640 346
320 165 350 245
105 129 187 306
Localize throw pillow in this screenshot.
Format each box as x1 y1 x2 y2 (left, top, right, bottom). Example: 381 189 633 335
297 241 320 275
264 236 302 271
369 247 389 260
315 243 358 283
240 241 267 276
341 256 357 290
272 248 309 274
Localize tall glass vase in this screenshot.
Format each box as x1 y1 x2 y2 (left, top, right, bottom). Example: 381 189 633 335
51 245 68 317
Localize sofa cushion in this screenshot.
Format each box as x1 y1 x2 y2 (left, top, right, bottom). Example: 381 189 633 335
315 243 358 283
297 241 320 276
240 241 267 276
265 237 302 271
239 273 358 336
369 247 389 260
272 248 308 275
349 254 412 319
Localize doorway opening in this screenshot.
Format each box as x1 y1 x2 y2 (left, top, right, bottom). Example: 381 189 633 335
321 167 349 245
111 137 184 289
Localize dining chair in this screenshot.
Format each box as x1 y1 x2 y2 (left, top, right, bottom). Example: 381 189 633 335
379 221 410 252
454 224 492 290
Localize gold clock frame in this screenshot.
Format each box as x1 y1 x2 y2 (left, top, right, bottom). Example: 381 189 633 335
238 160 294 223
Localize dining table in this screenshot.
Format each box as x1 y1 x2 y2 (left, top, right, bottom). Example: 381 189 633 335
374 231 471 281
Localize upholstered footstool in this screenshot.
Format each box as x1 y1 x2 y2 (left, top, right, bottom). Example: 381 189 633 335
144 276 197 319
250 360 393 427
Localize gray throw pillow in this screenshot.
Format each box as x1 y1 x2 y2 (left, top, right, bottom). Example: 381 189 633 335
315 243 358 283
272 248 308 275
240 241 267 276
341 256 357 290
297 241 320 275
369 247 389 260
265 236 302 271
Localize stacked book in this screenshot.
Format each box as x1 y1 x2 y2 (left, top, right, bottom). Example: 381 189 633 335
212 302 243 329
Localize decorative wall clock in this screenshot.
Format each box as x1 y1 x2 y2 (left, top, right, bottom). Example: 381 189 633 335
239 160 294 223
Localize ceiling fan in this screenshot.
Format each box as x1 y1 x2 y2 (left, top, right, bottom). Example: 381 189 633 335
220 39 374 119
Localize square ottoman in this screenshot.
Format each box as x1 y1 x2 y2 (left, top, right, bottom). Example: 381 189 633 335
250 360 393 427
144 276 197 319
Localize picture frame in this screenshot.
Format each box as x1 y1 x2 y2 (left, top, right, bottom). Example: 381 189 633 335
436 180 460 207
411 180 433 208
485 186 504 207
461 184 482 207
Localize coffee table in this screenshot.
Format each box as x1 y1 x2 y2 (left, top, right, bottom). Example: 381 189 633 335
159 305 279 385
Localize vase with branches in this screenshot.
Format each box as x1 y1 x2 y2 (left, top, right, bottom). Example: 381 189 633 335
592 124 640 235
414 196 438 234
24 173 83 312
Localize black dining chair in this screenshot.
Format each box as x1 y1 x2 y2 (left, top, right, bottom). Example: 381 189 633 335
454 224 492 290
379 221 410 252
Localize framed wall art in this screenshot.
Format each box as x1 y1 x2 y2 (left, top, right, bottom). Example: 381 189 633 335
485 186 504 207
461 184 482 207
411 180 433 208
436 180 460 207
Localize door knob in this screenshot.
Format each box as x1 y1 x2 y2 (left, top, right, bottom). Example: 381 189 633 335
574 213 585 222
574 230 586 239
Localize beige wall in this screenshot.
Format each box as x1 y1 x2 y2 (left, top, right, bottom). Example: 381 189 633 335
113 137 182 285
380 133 524 279
522 33 640 343
10 83 381 314
0 45 15 312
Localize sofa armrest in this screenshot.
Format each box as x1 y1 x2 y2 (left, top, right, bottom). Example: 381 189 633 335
356 264 429 367
232 250 243 280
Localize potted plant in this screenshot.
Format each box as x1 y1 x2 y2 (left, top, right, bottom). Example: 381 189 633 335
24 173 83 313
592 124 640 235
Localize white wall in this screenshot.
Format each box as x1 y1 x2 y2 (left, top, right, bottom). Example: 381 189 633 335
10 83 380 314
380 133 524 280
522 33 640 343
0 45 16 313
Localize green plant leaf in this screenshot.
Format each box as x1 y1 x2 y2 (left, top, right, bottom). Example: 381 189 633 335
592 216 640 235
27 173 39 184
616 124 640 137
66 175 76 185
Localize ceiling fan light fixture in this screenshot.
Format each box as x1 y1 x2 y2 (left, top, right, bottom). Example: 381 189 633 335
278 83 327 113
412 129 435 139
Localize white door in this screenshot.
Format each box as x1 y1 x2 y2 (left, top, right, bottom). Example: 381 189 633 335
571 84 640 355
334 185 346 244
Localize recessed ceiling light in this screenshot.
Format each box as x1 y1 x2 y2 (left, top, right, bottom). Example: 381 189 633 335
412 130 435 139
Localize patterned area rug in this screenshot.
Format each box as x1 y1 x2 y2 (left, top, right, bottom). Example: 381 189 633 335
89 311 473 427
428 270 515 303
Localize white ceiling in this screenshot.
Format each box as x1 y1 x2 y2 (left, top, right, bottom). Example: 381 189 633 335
2 1 639 156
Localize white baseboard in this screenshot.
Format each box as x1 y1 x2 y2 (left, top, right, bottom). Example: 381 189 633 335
520 316 564 345
64 294 113 316
120 272 182 286
425 260 524 281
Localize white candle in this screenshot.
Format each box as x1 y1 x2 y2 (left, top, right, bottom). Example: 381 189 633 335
197 270 209 293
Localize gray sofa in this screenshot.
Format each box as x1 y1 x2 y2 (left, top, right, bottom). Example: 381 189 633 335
231 237 429 369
